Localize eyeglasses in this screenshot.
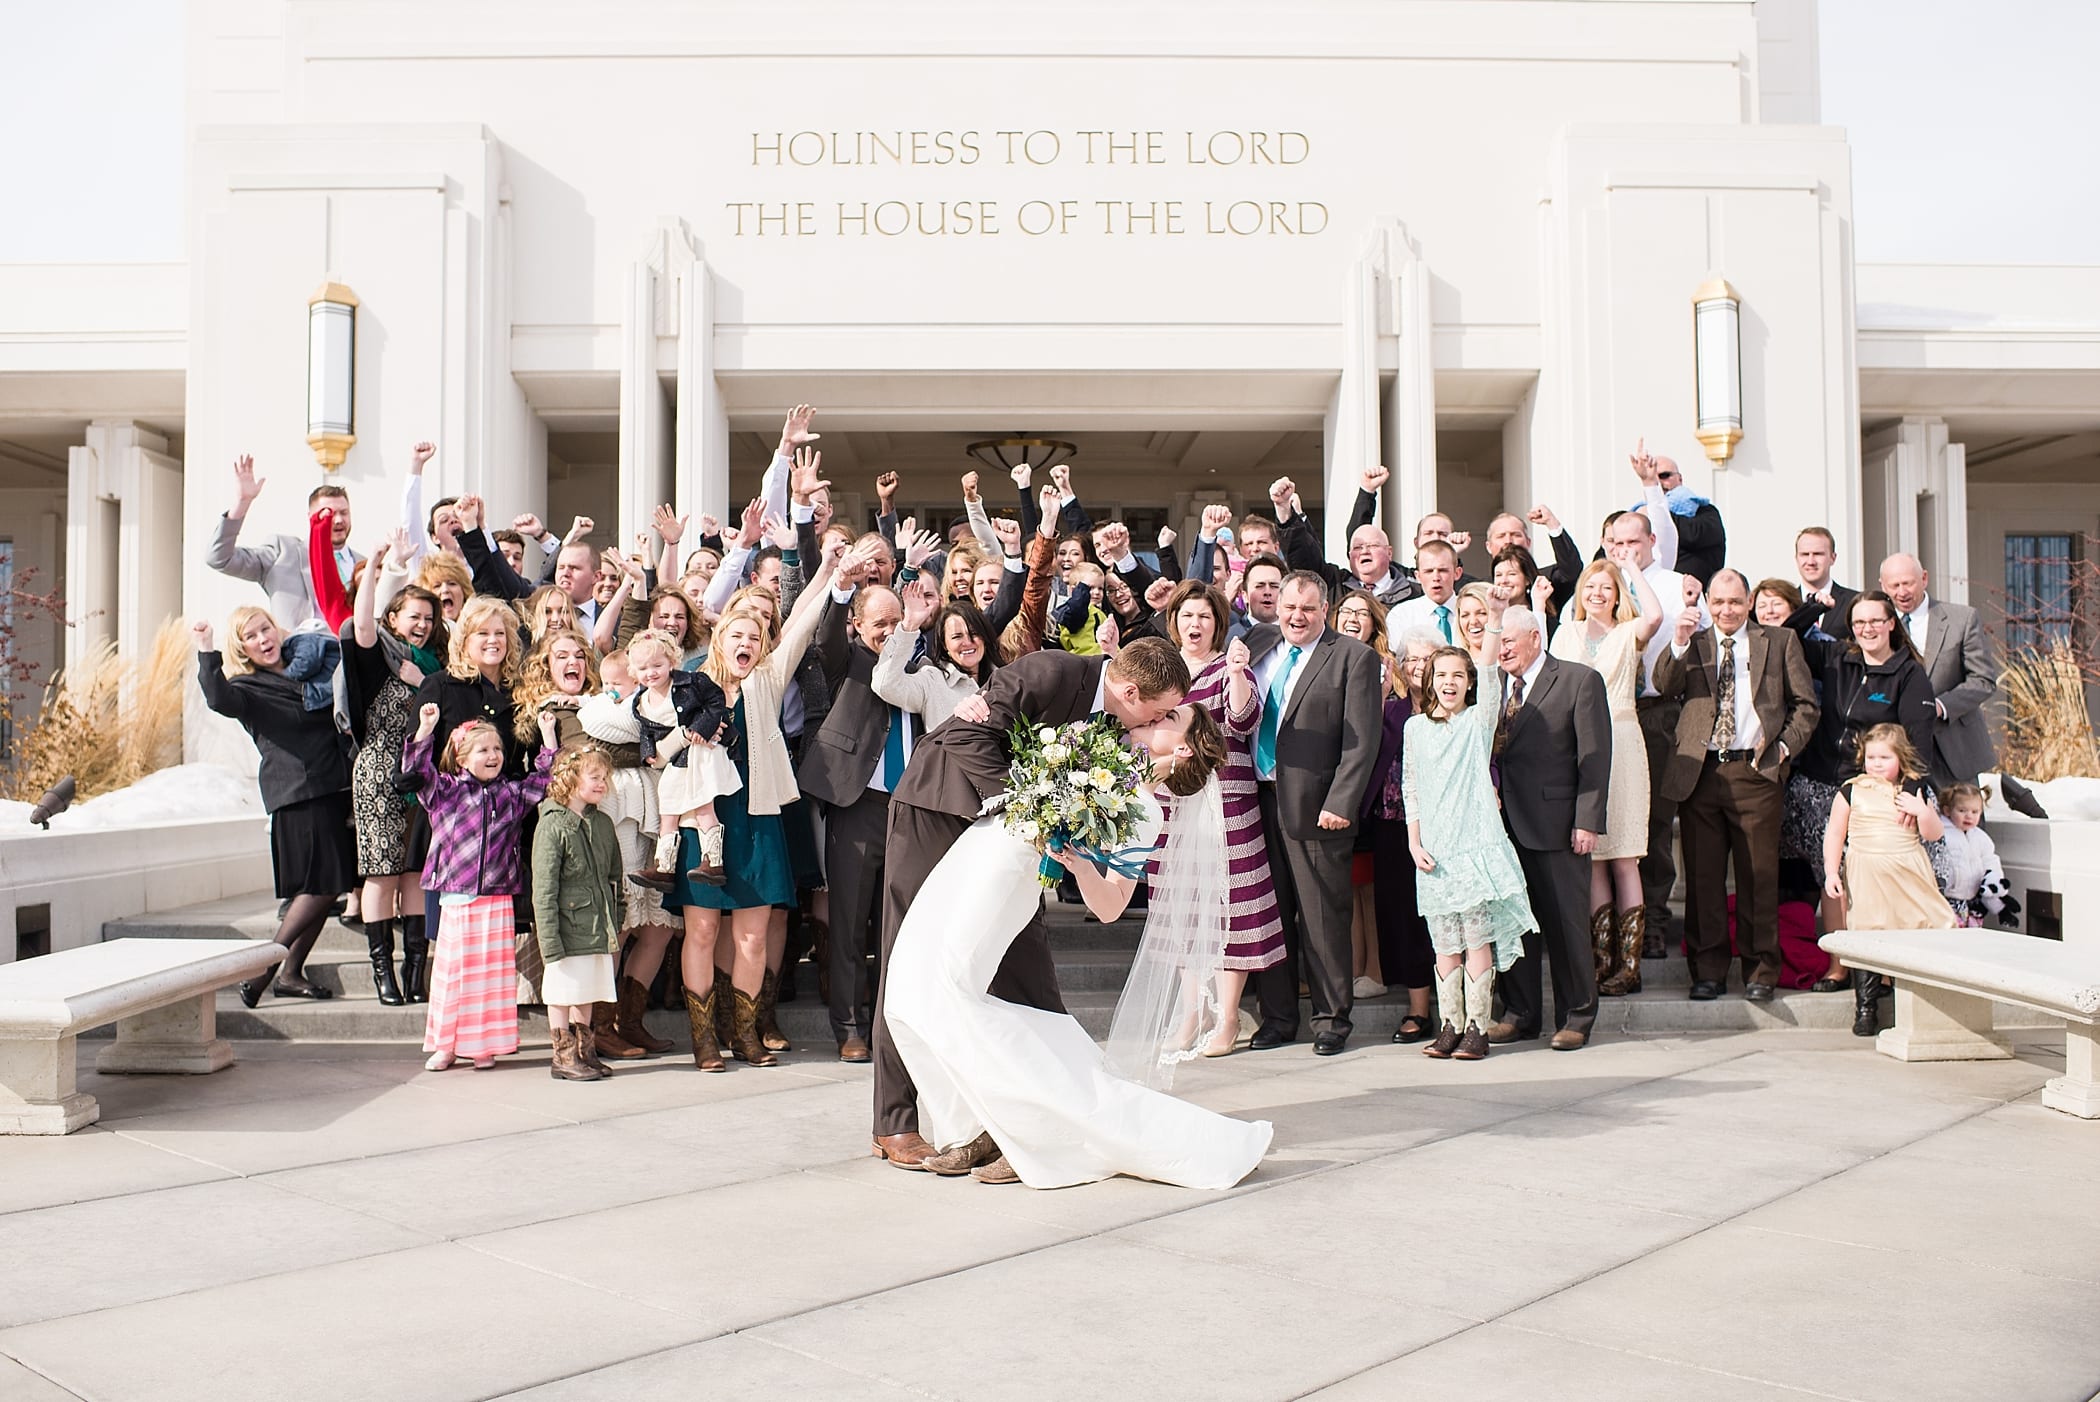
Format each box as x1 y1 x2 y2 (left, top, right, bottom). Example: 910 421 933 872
1853 617 1891 630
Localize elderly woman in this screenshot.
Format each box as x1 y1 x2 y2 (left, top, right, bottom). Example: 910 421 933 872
1161 578 1285 1055
345 538 448 1005
1755 578 1804 628
1549 556 1665 994
875 579 1001 731
195 607 356 1006
1364 627 1444 1041
668 535 843 1069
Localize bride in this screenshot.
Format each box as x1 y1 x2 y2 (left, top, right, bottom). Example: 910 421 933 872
884 702 1274 1190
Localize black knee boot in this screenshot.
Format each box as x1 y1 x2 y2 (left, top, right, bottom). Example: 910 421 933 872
399 915 430 1003
366 918 405 1006
1851 967 1882 1038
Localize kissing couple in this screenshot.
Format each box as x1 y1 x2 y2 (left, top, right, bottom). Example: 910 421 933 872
869 635 1272 1190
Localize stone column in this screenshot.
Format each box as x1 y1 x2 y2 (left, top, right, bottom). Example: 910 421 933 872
66 420 180 666
0 1035 96 1135
1381 223 1437 558
1861 416 1967 598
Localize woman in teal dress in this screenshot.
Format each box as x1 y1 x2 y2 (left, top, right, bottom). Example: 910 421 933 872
1403 644 1538 1063
666 531 843 1071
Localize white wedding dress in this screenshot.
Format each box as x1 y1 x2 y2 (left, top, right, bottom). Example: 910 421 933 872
885 789 1273 1190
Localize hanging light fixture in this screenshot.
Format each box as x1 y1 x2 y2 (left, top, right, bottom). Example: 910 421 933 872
1691 275 1742 466
965 435 1078 475
306 280 359 470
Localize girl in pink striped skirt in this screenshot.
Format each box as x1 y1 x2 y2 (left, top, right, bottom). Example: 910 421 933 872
406 704 557 1070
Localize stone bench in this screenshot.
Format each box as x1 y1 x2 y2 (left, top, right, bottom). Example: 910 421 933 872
1820 927 2100 1119
0 937 284 1134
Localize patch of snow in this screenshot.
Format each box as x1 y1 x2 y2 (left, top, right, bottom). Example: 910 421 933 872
1 764 265 833
1982 772 2100 822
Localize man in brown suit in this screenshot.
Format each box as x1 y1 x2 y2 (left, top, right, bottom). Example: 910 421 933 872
869 638 1189 1172
1650 569 1820 1001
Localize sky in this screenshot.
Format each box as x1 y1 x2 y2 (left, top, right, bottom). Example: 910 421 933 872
0 0 2095 266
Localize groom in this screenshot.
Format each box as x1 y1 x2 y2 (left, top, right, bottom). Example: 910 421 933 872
870 636 1191 1173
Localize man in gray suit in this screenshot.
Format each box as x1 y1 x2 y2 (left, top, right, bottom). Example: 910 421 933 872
1485 598 1613 1051
204 454 359 628
1879 553 1997 788
1244 571 1385 1055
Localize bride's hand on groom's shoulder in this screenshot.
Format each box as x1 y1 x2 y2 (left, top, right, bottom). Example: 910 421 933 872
953 695 991 724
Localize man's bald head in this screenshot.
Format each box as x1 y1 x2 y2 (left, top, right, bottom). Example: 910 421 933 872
1879 553 1928 615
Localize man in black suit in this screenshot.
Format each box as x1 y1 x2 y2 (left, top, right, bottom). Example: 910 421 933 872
1484 597 1613 1050
870 638 1189 1171
1243 571 1386 1055
795 572 907 1064
1794 526 1858 641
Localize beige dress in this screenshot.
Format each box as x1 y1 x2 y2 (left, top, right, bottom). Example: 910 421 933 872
1840 776 1956 930
1549 619 1647 861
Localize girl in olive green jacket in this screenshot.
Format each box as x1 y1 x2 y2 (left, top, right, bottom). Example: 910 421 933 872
532 749 626 1081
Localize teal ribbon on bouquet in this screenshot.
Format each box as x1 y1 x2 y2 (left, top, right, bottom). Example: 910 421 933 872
1038 831 1151 889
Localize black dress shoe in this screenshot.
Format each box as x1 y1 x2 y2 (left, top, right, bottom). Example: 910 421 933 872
1391 1014 1433 1045
1247 1026 1294 1051
1312 1032 1347 1056
1743 982 1777 1003
1809 976 1848 993
1688 980 1724 1001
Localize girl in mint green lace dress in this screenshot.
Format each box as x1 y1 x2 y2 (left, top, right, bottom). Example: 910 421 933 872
1402 647 1538 1059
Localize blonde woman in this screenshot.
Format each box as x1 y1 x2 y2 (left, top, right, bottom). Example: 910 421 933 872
414 552 473 623
1548 555 1664 993
669 535 845 1069
518 584 577 644
194 607 357 1006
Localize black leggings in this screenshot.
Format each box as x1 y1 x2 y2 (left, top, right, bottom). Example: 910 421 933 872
1370 817 1435 991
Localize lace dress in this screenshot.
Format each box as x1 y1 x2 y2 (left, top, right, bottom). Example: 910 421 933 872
1400 700 1536 970
1549 619 1648 861
350 675 419 876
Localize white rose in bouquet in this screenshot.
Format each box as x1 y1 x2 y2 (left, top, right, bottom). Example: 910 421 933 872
1043 742 1069 765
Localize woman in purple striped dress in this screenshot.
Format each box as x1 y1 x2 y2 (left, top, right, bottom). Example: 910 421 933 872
1160 579 1286 1057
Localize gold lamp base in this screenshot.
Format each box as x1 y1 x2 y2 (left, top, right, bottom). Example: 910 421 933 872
1694 425 1741 466
307 431 356 471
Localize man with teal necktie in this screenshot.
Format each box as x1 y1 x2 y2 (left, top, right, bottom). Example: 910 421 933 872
1384 539 1463 647
1246 571 1386 1056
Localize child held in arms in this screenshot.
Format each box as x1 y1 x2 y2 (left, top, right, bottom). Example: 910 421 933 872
626 629 739 888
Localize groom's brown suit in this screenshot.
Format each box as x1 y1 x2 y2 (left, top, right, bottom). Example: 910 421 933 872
872 650 1107 1138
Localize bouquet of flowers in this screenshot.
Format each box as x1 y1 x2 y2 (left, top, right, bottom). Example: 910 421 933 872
1001 716 1150 888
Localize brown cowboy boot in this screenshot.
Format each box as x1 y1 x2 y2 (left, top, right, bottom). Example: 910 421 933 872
1590 904 1618 987
713 963 735 1048
615 975 673 1054
574 1019 612 1075
549 1027 604 1082
729 986 778 1067
759 968 791 1053
1600 908 1647 996
683 985 726 1072
591 1001 645 1060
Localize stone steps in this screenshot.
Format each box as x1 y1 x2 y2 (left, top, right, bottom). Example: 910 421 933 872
108 893 2053 1046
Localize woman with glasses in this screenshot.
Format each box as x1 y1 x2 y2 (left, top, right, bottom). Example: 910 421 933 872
1782 589 1938 983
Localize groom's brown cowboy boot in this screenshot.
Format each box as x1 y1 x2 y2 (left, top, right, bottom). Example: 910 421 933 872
872 1131 937 1169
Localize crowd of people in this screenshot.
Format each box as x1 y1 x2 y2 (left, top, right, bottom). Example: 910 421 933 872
194 406 2014 1094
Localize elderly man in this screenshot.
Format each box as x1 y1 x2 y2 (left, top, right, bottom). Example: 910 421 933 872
1879 552 1997 788
1299 464 1424 607
1486 597 1613 1050
204 454 358 628
1625 446 1727 586
1651 569 1820 1001
1244 571 1385 1054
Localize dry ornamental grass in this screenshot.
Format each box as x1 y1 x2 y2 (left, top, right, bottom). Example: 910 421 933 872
0 620 192 802
1998 638 2100 782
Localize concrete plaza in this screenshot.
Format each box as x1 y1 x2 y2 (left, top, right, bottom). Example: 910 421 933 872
1 1024 2096 1401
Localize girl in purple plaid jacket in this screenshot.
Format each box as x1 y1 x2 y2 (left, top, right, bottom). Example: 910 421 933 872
407 704 558 1070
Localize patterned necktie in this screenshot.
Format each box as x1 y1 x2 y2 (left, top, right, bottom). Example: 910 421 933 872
1495 674 1525 757
1713 636 1738 750
1435 604 1452 643
1254 645 1301 777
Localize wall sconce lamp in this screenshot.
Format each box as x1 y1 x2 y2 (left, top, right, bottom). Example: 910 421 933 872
1692 275 1742 466
306 281 359 470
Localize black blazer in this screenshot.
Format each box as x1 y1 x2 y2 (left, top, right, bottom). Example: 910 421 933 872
891 649 1102 822
1496 654 1613 850
197 652 350 812
414 671 526 779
